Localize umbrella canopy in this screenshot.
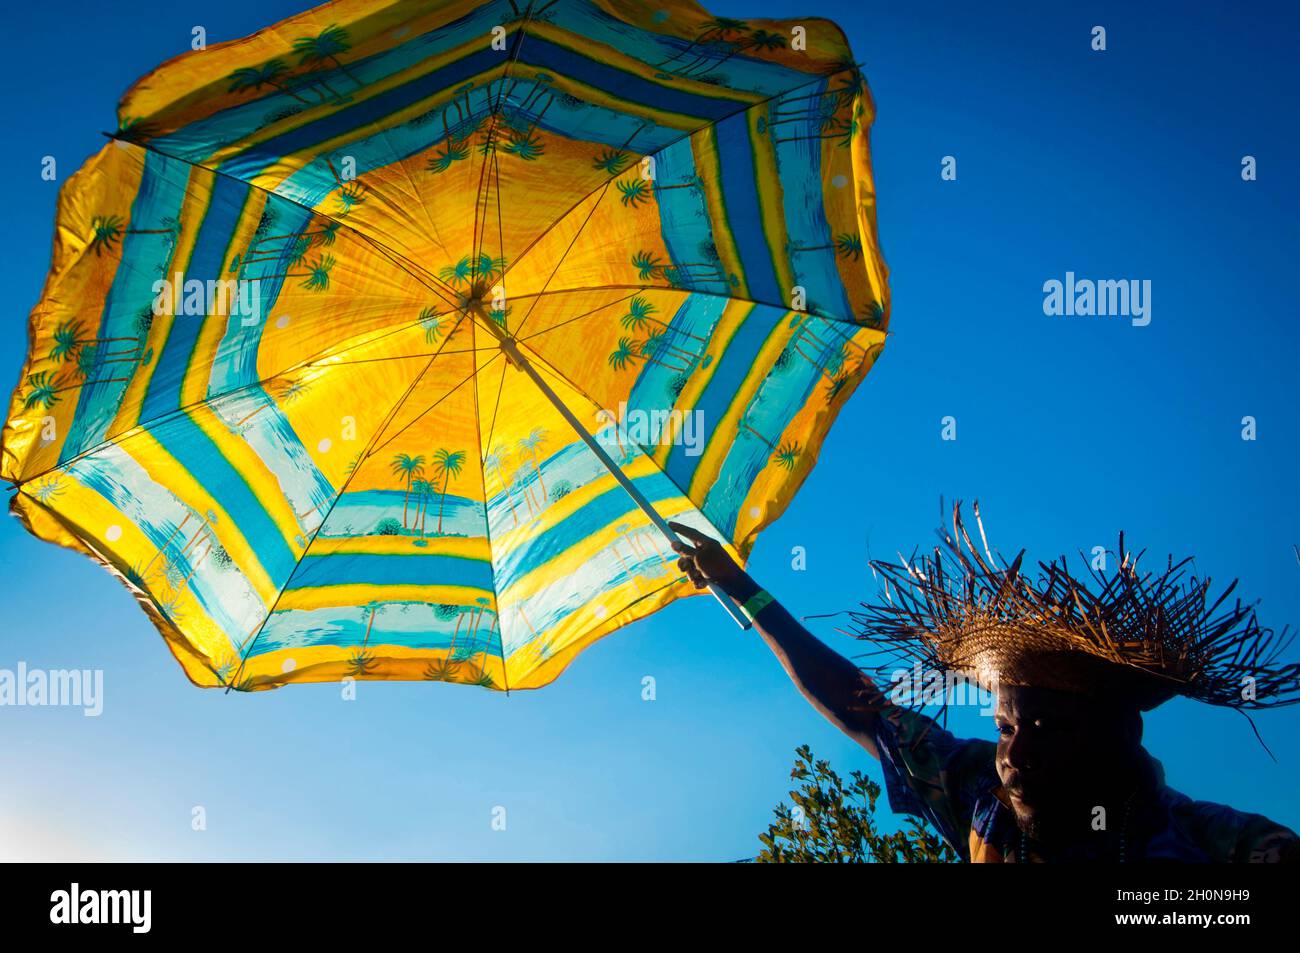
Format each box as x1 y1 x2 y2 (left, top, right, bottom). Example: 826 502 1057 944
2 0 889 692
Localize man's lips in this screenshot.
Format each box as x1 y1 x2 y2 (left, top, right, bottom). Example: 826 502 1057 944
1004 781 1039 805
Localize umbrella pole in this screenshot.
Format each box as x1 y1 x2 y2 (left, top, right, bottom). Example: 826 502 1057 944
499 337 752 629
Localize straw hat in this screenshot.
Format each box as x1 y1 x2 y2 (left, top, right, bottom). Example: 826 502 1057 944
850 503 1300 712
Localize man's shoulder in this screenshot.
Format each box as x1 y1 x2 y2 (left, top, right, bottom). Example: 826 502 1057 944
878 702 997 771
1162 787 1300 863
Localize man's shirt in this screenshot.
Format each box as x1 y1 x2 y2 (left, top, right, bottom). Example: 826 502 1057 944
872 702 1298 863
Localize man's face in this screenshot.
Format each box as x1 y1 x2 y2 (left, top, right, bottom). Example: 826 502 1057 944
994 684 1135 841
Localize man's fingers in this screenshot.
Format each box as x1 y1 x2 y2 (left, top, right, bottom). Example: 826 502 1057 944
668 521 721 589
668 521 711 545
675 558 706 588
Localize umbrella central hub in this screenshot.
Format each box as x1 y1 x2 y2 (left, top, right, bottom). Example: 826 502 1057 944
460 280 490 317
460 279 512 343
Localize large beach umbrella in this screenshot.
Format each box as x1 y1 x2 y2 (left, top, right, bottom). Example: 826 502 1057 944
2 0 888 691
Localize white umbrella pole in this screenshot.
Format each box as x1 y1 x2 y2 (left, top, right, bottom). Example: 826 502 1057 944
499 337 752 629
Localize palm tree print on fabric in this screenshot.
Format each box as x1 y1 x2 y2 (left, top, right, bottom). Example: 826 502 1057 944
657 19 787 81
47 320 142 386
87 214 177 257
390 453 425 529
616 177 652 207
439 254 507 288
291 25 361 103
260 252 336 290
227 60 316 105
654 17 750 72
629 247 731 291
347 648 379 677
593 148 631 174
515 430 548 505
22 371 65 410
741 415 803 473
428 140 470 173
608 297 710 376
790 233 863 261
483 444 523 527
237 220 339 271
428 448 466 535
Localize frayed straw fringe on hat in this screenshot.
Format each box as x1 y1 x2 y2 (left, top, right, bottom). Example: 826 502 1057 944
847 502 1300 713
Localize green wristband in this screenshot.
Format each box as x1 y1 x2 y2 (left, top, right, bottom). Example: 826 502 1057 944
741 589 775 622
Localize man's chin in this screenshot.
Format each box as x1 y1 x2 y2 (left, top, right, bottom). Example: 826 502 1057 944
1010 798 1047 840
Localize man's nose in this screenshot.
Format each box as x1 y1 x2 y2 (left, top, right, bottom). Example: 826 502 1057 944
1004 725 1035 770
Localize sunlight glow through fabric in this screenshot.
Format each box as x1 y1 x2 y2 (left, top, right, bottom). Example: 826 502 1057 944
2 0 888 692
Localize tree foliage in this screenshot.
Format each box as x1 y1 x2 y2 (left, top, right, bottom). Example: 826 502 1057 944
755 745 959 863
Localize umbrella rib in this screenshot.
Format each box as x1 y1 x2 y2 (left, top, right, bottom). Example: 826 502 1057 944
11 125 489 487
507 338 744 559
495 63 869 311
352 80 476 274
516 289 644 342
9 301 476 489
225 312 477 691
311 344 501 367
495 120 652 302
325 280 871 327
33 48 873 684
366 353 501 461
480 347 510 485
509 284 883 356
467 314 510 694
69 65 869 498
108 135 464 311
489 128 510 333
469 4 535 290
512 180 615 339
503 288 880 528
515 281 881 334
508 284 880 377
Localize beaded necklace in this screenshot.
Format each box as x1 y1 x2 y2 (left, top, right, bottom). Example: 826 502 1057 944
1016 789 1137 863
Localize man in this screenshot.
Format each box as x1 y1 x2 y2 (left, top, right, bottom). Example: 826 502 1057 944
668 510 1300 863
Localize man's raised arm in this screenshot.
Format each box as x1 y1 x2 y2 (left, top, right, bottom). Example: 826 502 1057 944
668 522 885 759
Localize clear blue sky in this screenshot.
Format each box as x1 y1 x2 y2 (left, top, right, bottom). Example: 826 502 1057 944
1 0 1297 860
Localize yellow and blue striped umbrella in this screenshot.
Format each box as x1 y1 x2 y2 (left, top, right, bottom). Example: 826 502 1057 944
2 0 888 691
